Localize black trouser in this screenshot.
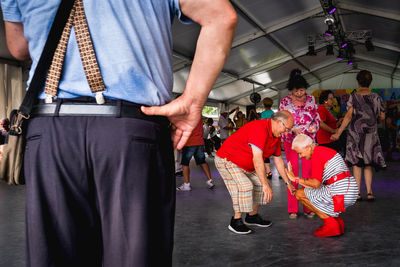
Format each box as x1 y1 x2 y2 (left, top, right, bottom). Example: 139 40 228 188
211 136 221 151
204 138 212 155
24 100 175 267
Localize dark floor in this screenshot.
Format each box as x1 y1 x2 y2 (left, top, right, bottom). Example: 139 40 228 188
1 154 400 267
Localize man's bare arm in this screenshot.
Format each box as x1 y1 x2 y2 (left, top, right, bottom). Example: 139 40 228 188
252 146 273 203
141 0 237 149
4 22 30 61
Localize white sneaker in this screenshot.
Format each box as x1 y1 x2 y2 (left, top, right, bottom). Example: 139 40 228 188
206 179 215 189
176 183 191 191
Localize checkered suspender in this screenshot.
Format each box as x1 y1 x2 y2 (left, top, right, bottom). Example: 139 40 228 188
44 0 105 103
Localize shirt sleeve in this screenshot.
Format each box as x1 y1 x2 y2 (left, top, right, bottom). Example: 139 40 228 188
1 0 22 22
347 94 353 110
318 105 327 122
172 0 194 24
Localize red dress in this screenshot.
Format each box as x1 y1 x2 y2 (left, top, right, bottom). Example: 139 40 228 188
304 146 358 216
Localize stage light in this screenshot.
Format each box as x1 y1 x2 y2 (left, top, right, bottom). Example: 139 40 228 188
326 45 334 56
365 38 374 51
306 45 317 56
324 15 335 26
337 48 345 60
325 25 334 37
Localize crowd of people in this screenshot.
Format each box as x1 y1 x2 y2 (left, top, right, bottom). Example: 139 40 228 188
176 68 387 239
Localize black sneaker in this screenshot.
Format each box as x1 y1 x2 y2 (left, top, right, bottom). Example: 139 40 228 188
244 214 272 228
228 217 252 235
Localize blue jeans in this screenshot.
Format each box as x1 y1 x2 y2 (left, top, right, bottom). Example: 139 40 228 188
181 145 206 166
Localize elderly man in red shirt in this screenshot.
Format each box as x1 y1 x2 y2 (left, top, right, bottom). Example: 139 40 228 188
215 110 295 234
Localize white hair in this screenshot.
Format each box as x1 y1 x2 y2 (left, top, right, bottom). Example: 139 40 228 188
292 134 314 150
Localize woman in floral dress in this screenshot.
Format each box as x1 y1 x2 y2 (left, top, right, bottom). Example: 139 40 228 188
279 69 320 219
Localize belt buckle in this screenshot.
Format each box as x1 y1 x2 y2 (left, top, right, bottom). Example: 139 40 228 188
333 175 338 182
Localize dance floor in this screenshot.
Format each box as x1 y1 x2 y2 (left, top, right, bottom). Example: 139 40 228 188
1 153 400 266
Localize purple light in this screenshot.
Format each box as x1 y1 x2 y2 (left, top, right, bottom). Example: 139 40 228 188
329 8 336 14
337 57 343 60
341 43 348 48
348 62 353 66
325 32 333 37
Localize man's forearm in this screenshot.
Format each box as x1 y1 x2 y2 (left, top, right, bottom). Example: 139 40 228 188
273 157 291 184
253 156 269 187
180 0 237 107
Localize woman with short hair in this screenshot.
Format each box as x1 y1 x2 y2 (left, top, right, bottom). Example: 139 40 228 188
285 134 358 237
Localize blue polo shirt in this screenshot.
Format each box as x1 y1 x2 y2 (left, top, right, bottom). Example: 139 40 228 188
1 0 190 106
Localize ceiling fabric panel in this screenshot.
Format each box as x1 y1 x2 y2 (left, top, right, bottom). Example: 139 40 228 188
209 80 255 101
250 60 303 85
234 0 320 29
223 37 288 74
1 0 398 105
270 18 328 54
357 62 394 75
340 0 400 16
341 14 400 47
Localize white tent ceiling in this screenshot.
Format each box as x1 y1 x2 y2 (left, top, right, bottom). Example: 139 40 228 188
1 0 399 108
172 0 400 107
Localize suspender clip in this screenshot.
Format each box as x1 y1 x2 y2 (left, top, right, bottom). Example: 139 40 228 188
45 95 53 104
96 92 105 105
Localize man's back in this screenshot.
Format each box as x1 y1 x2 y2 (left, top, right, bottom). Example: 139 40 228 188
1 0 187 105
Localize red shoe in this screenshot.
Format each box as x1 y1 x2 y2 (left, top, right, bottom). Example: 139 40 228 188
314 217 341 237
335 216 345 234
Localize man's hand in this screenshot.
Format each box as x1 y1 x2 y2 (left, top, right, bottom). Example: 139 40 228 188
263 184 273 203
142 0 237 150
141 95 203 150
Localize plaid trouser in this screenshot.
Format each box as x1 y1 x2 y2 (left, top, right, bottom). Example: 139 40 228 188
215 156 266 213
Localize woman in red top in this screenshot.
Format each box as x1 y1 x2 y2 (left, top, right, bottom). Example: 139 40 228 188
317 90 339 151
285 134 358 237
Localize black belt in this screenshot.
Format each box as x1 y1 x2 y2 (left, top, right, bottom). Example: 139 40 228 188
31 97 170 126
